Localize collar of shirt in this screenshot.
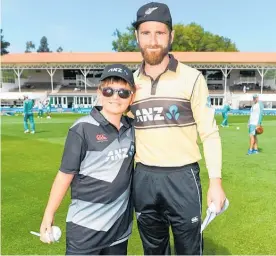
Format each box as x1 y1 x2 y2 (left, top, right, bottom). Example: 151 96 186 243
137 53 178 77
90 106 131 128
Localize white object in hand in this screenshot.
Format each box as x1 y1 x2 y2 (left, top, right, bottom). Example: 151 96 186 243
30 226 62 242
201 198 229 233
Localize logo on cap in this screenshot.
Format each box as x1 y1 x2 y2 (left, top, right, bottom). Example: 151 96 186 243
144 7 158 16
108 67 128 76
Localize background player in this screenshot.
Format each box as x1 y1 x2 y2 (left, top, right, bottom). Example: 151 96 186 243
247 94 264 155
221 101 232 127
37 100 44 118
23 95 35 134
45 98 52 119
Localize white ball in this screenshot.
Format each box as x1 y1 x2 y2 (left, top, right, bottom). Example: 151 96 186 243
236 127 240 130
47 226 62 242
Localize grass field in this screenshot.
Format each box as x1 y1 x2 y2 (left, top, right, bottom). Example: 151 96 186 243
2 113 276 255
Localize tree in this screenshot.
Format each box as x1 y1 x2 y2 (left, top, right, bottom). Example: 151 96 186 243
112 22 238 52
112 24 139 52
37 36 51 52
1 29 10 55
265 70 276 79
265 70 276 87
56 46 63 52
25 41 36 53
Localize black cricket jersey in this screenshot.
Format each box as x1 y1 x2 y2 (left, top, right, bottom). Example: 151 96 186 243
60 106 135 253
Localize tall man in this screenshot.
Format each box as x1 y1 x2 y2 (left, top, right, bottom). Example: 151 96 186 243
129 2 226 255
247 94 264 155
23 95 35 134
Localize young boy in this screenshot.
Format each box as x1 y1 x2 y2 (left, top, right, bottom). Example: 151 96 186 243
39 64 136 255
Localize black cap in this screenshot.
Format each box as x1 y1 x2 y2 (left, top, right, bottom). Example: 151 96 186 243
100 64 135 88
132 2 172 30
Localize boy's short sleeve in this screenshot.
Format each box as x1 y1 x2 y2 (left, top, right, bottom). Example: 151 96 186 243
59 130 86 174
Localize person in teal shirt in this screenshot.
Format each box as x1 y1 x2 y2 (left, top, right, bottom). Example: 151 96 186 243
247 94 264 155
45 98 52 119
23 95 35 134
221 101 231 127
37 100 44 118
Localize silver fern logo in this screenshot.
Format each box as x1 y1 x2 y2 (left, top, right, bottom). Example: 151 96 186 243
166 105 180 120
144 7 158 16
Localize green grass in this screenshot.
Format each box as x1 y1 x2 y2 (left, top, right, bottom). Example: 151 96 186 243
2 113 276 255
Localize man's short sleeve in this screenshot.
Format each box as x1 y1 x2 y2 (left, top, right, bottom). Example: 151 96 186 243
59 130 86 174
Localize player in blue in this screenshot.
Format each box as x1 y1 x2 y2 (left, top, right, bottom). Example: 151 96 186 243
45 99 52 119
247 94 264 155
23 95 35 134
221 101 231 127
37 100 44 118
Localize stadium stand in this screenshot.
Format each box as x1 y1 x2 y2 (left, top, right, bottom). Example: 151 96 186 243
1 52 275 113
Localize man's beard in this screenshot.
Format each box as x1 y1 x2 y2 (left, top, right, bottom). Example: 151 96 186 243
140 42 171 66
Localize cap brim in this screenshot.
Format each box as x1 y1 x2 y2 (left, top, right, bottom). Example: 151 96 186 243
132 20 141 29
132 20 172 29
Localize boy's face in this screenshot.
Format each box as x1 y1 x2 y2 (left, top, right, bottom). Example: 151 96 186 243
98 81 134 115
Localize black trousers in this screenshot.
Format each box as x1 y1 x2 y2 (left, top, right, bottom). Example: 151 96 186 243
133 163 203 255
66 240 128 255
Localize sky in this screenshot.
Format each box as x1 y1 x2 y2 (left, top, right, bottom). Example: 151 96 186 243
2 0 276 53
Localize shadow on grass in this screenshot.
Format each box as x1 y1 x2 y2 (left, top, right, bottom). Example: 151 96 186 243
34 130 49 134
203 237 231 255
170 237 231 255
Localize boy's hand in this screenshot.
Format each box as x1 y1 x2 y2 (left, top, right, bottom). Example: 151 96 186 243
40 214 54 243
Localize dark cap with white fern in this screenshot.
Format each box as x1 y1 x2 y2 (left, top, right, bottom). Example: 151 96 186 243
132 2 172 30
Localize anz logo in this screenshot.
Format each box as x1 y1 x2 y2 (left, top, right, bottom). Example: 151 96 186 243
105 148 129 161
136 105 180 122
136 107 164 122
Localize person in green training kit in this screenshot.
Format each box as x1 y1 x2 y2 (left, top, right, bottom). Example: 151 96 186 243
221 101 231 127
23 95 35 134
